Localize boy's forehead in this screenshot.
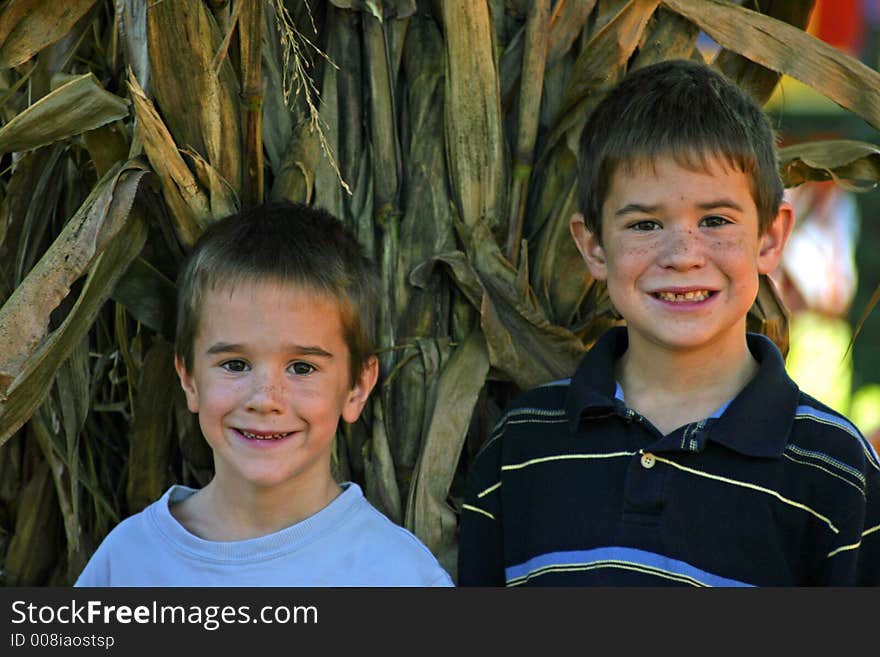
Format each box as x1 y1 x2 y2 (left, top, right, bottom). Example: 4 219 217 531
606 152 754 198
195 279 347 334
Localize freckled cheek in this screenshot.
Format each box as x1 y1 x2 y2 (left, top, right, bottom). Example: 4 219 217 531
609 244 654 282
710 238 759 271
201 380 249 415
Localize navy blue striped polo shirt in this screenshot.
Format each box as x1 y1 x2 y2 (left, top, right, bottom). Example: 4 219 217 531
458 327 880 586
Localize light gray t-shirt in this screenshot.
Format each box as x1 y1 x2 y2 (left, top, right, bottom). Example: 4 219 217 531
75 482 453 587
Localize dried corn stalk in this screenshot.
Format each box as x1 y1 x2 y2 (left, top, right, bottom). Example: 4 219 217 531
0 0 878 586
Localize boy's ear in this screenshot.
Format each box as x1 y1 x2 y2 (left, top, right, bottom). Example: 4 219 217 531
342 355 379 424
174 355 200 413
757 201 795 275
570 212 608 280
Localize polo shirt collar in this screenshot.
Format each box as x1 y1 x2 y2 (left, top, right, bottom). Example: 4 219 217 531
565 327 629 432
710 333 799 457
565 327 799 458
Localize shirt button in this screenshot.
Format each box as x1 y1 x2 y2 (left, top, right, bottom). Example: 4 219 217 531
640 452 656 469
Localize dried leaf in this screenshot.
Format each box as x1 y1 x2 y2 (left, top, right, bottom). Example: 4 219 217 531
541 0 660 159
128 71 210 247
747 274 790 357
662 0 880 131
779 140 880 190
111 256 177 342
312 9 347 220
505 0 552 266
117 0 148 91
0 178 149 447
442 1 505 230
630 6 698 70
0 0 97 68
711 0 815 104
126 337 176 513
406 329 489 575
270 119 320 205
395 14 455 336
547 0 598 66
184 148 240 219
146 0 242 191
0 73 129 154
528 165 592 326
0 159 148 383
239 0 264 205
363 397 402 524
2 462 58 585
261 7 293 174
328 0 416 19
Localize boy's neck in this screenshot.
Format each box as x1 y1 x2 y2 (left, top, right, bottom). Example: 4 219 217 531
171 475 343 542
615 331 759 436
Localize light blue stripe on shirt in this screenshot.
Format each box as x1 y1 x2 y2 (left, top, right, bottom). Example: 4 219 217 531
796 405 862 440
506 546 753 587
796 405 880 467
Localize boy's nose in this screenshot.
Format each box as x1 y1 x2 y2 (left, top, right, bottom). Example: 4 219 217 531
246 372 285 413
657 228 706 270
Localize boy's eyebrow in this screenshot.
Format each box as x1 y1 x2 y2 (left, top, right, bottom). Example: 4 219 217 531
697 199 745 212
614 203 658 217
205 342 243 355
204 342 334 358
286 345 334 358
613 199 745 216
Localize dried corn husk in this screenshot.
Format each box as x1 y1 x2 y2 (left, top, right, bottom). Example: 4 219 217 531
0 73 129 154
146 0 242 191
0 0 97 68
663 0 880 130
441 1 505 231
3 461 59 585
779 140 880 190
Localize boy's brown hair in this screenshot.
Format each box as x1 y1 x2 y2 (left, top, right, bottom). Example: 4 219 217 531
174 201 380 385
577 58 784 238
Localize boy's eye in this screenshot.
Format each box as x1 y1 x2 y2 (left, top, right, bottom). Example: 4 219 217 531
701 215 731 228
220 359 249 373
289 361 315 376
629 220 660 232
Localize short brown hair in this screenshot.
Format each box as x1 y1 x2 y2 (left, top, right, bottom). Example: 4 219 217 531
577 59 784 238
174 201 380 385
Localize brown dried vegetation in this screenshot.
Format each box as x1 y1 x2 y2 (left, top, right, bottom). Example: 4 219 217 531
1 0 878 585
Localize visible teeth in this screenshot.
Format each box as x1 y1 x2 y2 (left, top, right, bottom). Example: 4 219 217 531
655 290 710 302
240 430 289 440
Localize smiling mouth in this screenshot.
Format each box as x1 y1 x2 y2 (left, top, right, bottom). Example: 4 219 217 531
653 290 714 302
237 430 292 441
